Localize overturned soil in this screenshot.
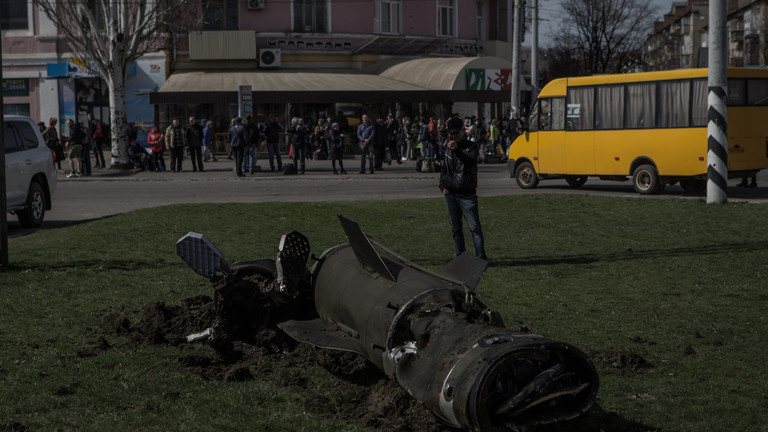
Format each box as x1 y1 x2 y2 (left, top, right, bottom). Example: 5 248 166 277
126 270 455 432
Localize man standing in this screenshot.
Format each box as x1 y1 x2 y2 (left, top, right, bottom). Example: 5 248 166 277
165 118 184 172
65 119 84 178
286 117 308 174
228 117 248 177
184 116 205 172
357 114 375 174
244 115 260 174
87 113 106 168
439 116 487 261
263 114 283 172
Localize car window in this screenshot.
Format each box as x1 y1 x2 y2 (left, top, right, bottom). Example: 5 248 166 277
3 122 21 154
15 120 40 149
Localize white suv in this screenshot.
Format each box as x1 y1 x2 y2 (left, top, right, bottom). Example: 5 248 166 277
4 116 58 227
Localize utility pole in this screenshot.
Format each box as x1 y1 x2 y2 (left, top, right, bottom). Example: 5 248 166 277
1 4 9 267
511 0 521 115
707 0 728 204
531 0 539 106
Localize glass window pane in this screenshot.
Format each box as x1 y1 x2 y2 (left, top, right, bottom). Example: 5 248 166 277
746 79 768 105
596 85 624 129
691 79 707 127
727 79 746 105
658 80 690 128
566 86 594 131
626 82 656 129
551 98 565 131
1 0 27 30
17 120 39 149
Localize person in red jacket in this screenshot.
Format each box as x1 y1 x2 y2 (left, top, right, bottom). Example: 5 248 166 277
147 125 165 172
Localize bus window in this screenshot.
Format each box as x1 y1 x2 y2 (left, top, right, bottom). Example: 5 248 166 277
626 82 656 129
692 79 707 126
596 85 624 129
551 98 566 131
528 101 540 132
566 86 594 131
747 79 768 105
540 99 552 131
727 79 746 105
658 80 690 128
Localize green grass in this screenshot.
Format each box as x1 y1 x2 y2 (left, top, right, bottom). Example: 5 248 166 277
2 195 768 431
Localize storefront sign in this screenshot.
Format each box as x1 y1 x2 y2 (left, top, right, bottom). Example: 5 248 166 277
2 79 29 97
466 69 513 91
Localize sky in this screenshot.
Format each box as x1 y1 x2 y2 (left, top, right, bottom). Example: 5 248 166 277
535 0 679 47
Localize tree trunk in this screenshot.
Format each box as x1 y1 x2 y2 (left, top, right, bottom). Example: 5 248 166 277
108 72 130 168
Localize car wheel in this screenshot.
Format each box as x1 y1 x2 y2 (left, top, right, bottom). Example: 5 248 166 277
17 182 46 228
515 161 539 189
632 164 661 195
565 176 588 188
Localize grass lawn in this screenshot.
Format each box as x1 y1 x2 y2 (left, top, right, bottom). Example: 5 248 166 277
1 194 767 431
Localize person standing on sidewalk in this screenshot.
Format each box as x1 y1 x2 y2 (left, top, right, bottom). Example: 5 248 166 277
165 119 184 172
439 116 487 261
65 119 84 178
228 117 248 177
184 116 205 172
357 114 375 174
263 114 283 172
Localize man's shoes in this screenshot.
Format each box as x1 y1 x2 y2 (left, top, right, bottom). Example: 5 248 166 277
200 169 205 172
237 173 245 177
359 170 365 174
340 169 347 174
333 170 339 174
66 173 78 178
369 169 375 174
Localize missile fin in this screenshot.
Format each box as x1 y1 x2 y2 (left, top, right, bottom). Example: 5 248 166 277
338 215 395 281
437 252 488 291
279 318 367 356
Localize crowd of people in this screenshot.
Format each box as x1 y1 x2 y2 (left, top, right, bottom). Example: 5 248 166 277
45 110 525 181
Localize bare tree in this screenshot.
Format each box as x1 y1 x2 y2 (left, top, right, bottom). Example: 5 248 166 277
555 0 653 75
34 0 197 167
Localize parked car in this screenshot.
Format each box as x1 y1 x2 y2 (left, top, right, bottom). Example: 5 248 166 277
4 116 58 227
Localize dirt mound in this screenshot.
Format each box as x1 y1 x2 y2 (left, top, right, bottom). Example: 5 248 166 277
128 268 454 431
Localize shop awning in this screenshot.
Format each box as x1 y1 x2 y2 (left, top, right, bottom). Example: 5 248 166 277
150 56 523 105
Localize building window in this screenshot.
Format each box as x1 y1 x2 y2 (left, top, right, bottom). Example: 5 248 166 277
377 0 401 34
203 0 239 31
1 0 29 31
3 104 31 117
294 0 327 33
476 1 485 40
437 0 455 37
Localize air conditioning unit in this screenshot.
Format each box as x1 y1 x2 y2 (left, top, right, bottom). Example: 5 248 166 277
247 0 266 10
259 48 281 68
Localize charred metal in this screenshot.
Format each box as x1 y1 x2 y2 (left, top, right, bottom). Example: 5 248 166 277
176 216 599 431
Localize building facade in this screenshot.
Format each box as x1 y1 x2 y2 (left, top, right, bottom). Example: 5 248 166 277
1 0 166 140
3 0 530 145
645 0 768 71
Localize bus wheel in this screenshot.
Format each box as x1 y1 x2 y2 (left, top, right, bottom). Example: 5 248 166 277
632 164 661 194
566 176 588 188
515 162 539 189
680 178 706 194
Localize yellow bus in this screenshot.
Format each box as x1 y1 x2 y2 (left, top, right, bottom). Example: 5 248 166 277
507 68 768 194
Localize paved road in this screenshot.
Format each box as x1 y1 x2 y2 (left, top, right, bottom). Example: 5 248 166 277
8 157 768 236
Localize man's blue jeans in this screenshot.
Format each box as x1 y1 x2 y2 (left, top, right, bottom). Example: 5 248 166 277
444 193 487 260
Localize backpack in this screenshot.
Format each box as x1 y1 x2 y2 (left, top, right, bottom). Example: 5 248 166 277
282 163 298 175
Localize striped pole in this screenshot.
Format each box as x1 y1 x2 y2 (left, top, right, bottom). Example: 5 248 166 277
707 0 728 204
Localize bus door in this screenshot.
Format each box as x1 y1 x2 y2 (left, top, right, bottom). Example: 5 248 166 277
535 98 566 174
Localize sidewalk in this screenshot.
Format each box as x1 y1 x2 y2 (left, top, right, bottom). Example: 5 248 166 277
57 156 438 182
